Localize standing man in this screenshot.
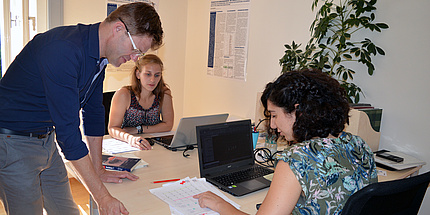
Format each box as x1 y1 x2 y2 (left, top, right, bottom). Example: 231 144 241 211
0 2 163 215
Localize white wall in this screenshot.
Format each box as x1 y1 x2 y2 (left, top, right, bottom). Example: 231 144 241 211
63 0 106 25
156 0 188 126
63 0 430 213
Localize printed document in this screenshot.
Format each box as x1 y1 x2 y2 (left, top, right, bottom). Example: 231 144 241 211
150 177 240 215
102 138 140 154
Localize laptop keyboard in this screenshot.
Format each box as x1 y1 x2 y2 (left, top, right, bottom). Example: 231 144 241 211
212 166 274 186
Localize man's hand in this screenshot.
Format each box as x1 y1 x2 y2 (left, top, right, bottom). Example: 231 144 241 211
70 155 132 215
97 193 129 215
84 136 139 183
99 169 139 183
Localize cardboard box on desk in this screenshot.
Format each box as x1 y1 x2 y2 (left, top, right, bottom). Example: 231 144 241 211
345 108 382 152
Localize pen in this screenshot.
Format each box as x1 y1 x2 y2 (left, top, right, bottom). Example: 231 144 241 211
152 178 181 184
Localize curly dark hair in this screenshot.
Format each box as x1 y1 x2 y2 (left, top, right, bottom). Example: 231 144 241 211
261 69 350 142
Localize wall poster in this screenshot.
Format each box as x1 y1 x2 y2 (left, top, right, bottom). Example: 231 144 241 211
207 0 251 81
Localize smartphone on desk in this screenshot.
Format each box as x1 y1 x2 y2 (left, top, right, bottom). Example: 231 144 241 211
145 135 174 146
375 150 404 163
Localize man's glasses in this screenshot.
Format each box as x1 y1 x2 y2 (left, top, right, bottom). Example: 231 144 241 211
118 17 144 56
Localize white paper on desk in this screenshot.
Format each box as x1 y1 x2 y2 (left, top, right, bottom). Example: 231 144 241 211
150 177 240 215
375 151 426 170
102 138 140 154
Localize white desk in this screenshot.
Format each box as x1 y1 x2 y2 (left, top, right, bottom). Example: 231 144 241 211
73 135 422 215
377 166 422 182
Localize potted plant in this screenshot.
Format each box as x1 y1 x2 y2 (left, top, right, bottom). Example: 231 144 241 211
279 0 389 103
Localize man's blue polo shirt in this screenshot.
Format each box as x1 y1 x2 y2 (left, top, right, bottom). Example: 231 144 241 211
0 23 106 160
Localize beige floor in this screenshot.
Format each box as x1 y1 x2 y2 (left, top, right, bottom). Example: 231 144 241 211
0 178 90 215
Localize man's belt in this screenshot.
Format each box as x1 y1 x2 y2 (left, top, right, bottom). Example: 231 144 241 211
0 127 55 139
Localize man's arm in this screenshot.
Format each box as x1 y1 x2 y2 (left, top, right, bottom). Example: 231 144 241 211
86 136 139 183
70 155 128 215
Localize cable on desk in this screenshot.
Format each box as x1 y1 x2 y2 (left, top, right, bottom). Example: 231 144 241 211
253 147 282 168
182 145 195 158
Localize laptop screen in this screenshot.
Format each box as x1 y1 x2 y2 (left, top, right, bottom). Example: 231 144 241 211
170 113 229 148
197 120 254 170
147 113 229 149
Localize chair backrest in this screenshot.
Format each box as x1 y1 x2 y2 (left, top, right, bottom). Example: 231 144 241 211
341 171 430 215
103 91 115 135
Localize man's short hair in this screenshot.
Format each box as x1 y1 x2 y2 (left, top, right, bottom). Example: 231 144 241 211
105 2 163 50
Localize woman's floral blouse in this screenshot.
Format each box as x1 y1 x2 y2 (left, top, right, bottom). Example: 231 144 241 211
277 132 378 215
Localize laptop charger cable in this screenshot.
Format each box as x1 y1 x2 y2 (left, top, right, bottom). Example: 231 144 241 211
254 147 281 168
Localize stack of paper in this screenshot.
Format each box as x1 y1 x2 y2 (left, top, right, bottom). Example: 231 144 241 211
102 138 140 154
150 177 240 215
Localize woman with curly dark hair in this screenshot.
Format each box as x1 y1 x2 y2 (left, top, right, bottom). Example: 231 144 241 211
194 69 377 215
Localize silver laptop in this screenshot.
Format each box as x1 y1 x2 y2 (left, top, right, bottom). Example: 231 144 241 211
147 113 229 150
196 119 273 196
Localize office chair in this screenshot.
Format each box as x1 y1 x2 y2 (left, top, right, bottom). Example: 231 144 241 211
103 91 116 135
341 171 430 215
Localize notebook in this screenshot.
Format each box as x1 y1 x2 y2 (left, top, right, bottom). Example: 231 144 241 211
196 119 274 196
146 113 229 150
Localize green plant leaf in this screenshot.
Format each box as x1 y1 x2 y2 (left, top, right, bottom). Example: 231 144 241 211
347 69 355 80
376 23 389 29
343 71 348 80
374 25 382 32
340 35 346 44
367 43 376 55
354 93 360 104
280 0 387 103
334 56 341 64
343 54 352 60
367 62 375 75
376 46 385 55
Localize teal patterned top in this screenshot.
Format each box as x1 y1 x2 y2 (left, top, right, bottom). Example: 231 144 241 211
276 132 377 215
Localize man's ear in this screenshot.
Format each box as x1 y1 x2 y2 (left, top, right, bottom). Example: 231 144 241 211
113 21 124 34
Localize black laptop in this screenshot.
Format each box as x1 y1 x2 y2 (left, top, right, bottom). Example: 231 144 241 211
196 119 274 196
